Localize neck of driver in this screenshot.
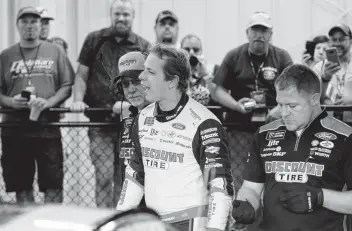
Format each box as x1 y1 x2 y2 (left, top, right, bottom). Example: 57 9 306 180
158 89 183 112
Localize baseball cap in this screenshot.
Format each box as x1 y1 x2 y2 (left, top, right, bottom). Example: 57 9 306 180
155 10 178 24
247 12 273 29
115 52 146 83
328 23 352 38
36 7 54 20
17 6 41 20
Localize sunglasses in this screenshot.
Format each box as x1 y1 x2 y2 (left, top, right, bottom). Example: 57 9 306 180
121 79 142 88
183 47 200 53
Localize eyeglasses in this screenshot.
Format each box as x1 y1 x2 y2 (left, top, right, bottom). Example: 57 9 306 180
183 47 201 53
121 79 142 88
329 36 350 43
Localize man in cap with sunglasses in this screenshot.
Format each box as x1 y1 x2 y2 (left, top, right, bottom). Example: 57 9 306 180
113 51 149 203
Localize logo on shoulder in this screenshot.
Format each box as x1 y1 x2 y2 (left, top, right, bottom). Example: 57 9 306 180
190 108 201 120
172 123 186 130
266 130 286 140
315 132 337 141
205 146 220 154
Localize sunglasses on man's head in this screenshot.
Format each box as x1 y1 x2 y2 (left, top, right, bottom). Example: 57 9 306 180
183 47 200 53
121 79 142 88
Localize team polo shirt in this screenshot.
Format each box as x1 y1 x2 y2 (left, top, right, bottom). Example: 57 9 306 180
245 111 352 231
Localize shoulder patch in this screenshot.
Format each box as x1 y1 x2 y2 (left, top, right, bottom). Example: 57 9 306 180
321 116 352 137
259 119 285 133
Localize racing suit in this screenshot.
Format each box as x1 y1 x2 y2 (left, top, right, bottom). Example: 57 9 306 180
116 105 138 191
116 93 234 231
245 110 352 231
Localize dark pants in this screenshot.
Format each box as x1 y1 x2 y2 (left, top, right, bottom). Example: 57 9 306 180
1 136 63 192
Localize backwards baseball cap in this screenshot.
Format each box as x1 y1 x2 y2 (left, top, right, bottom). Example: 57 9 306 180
17 6 41 20
328 23 352 38
247 12 273 29
36 7 54 20
155 10 178 24
115 52 146 84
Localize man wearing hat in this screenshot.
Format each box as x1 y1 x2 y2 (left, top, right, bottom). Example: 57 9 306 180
313 23 352 107
210 12 292 193
0 6 74 204
113 51 149 204
36 7 69 53
154 10 179 47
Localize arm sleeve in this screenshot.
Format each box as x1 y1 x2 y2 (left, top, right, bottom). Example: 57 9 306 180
280 49 293 70
57 48 74 88
77 33 95 67
116 114 145 211
243 130 265 183
343 135 352 190
193 119 233 230
212 51 234 89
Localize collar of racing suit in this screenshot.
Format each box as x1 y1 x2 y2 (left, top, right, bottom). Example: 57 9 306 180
292 109 328 136
154 93 189 122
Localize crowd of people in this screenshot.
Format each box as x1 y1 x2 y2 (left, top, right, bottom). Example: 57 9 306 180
0 0 351 230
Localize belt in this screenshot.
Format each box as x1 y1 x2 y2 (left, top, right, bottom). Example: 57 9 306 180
161 205 208 223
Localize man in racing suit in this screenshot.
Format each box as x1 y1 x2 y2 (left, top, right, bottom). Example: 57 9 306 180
232 64 352 231
113 51 149 203
116 44 234 231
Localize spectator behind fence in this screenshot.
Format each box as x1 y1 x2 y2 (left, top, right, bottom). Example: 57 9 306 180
180 34 218 106
232 64 352 231
210 11 292 192
302 35 329 68
35 7 68 53
113 51 149 208
116 44 233 231
70 0 150 208
313 24 352 105
0 7 74 204
154 10 179 48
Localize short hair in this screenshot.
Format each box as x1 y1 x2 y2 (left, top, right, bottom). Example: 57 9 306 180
180 34 202 49
312 35 329 45
110 0 134 15
149 44 190 92
274 64 321 95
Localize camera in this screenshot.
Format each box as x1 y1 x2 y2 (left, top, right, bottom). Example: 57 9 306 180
189 55 199 67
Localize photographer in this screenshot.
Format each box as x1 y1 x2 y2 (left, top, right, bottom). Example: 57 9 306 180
180 34 218 106
302 35 328 68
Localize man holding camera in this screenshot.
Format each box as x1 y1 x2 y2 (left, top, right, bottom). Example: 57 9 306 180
0 7 74 204
210 12 292 193
180 34 218 106
313 24 352 106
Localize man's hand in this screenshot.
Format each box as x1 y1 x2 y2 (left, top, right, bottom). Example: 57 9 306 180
280 183 324 213
232 200 256 224
70 101 88 112
112 101 131 115
28 97 49 111
236 98 255 114
11 94 29 109
322 61 340 82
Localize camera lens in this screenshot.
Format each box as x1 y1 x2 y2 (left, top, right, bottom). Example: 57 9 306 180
189 56 199 67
